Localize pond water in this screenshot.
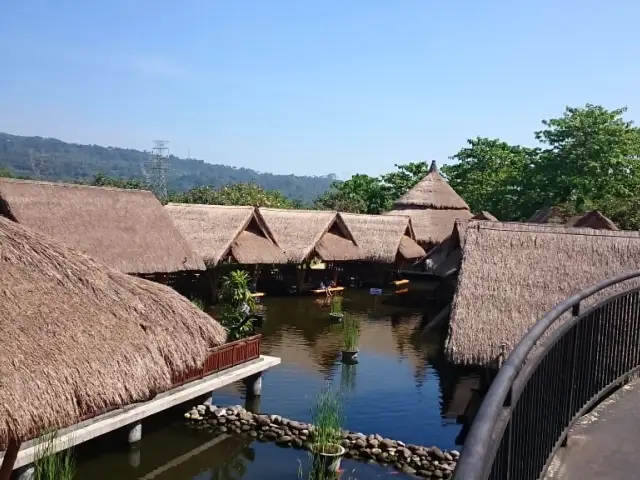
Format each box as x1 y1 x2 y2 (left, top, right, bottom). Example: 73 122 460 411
74 291 483 479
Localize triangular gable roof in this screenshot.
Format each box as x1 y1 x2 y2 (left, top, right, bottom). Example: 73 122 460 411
165 204 287 266
472 211 498 221
393 161 470 210
565 210 619 230
340 213 425 263
259 208 361 263
0 178 204 274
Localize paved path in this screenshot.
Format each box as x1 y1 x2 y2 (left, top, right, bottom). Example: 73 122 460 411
545 379 640 480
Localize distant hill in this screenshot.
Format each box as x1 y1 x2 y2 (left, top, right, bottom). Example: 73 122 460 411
0 133 336 203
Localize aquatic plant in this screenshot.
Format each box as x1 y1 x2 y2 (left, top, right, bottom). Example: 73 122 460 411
341 314 360 352
329 296 343 315
33 431 75 480
310 386 344 453
191 297 205 311
219 270 257 340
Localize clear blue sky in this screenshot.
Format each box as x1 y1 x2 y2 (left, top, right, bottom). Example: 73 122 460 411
0 1 638 179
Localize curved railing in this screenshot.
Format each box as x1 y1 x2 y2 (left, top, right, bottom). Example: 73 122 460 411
452 270 640 480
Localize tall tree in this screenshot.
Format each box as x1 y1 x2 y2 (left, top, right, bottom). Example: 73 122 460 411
379 162 431 203
314 174 390 214
442 138 539 220
534 104 640 212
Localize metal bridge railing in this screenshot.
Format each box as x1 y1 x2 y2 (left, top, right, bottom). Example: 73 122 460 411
452 270 640 480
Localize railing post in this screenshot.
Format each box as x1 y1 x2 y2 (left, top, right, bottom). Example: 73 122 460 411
562 303 581 447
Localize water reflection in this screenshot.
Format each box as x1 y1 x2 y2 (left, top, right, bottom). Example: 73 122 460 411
76 290 483 479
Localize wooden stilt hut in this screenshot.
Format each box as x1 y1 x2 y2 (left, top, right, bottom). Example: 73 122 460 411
445 221 640 368
258 208 362 294
384 160 473 251
339 213 425 289
165 204 287 300
0 216 226 478
0 178 205 286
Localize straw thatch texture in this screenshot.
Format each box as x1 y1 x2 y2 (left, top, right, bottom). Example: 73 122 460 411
385 207 474 248
566 210 619 230
0 216 226 442
446 221 640 367
340 213 425 263
527 206 567 224
258 208 361 262
0 178 204 274
472 211 498 221
165 204 286 266
393 161 470 210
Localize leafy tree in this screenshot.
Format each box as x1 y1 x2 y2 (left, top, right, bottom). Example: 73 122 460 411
533 104 640 213
87 173 151 190
168 182 297 208
0 167 11 178
314 174 390 214
441 138 539 220
379 162 431 203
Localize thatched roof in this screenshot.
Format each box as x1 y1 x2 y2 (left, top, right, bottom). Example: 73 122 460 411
565 210 618 230
471 211 498 221
446 220 640 367
0 215 226 443
385 161 472 247
0 178 204 275
527 206 567 224
258 208 361 263
413 217 480 273
165 204 287 266
340 213 425 263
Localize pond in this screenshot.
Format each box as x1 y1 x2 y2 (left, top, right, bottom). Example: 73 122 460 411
74 291 483 479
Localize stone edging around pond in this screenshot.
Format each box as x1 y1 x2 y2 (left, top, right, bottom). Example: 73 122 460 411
185 404 458 479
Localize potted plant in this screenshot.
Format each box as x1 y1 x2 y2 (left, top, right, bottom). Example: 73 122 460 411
329 296 343 322
309 387 345 476
341 314 360 363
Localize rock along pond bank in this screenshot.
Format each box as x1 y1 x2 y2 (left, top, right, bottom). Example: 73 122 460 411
185 404 459 478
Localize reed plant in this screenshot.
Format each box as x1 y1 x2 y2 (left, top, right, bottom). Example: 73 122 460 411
329 296 343 315
341 314 360 352
33 431 75 480
310 386 344 454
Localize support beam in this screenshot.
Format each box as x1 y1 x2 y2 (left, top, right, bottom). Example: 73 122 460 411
245 373 262 398
0 439 20 480
127 421 142 444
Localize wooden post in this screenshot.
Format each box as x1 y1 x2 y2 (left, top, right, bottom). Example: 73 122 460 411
296 265 305 292
208 269 219 303
332 266 338 285
0 438 21 480
252 265 260 290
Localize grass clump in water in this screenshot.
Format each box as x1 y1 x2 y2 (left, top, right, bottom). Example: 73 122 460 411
33 431 75 480
310 386 344 453
329 296 343 315
341 314 360 351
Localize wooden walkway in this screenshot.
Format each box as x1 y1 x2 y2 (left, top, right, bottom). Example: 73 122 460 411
544 379 640 480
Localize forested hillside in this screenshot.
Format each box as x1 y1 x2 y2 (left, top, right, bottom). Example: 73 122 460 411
0 133 335 203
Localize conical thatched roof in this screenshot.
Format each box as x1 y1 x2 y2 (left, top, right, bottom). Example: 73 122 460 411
385 161 472 247
0 178 204 275
0 216 226 443
565 210 618 230
165 204 287 266
446 221 640 367
340 213 425 263
258 208 361 263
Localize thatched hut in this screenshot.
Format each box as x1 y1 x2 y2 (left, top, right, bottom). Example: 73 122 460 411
258 208 360 263
340 213 425 264
565 210 619 230
258 208 361 291
0 215 225 476
0 178 204 276
384 161 473 250
165 204 287 266
415 211 497 278
527 206 567 224
446 221 640 367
